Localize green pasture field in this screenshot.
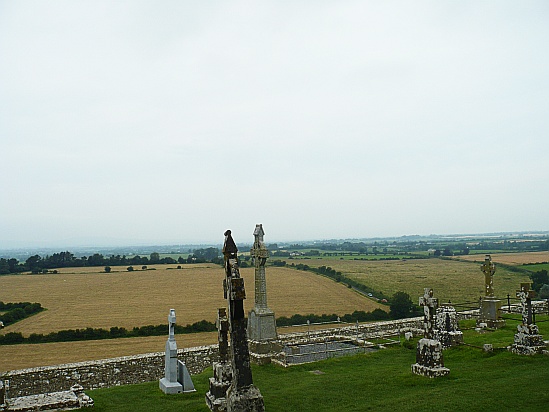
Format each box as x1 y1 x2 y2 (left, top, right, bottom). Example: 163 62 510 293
89 316 549 411
522 263 549 272
157 253 191 260
301 258 531 303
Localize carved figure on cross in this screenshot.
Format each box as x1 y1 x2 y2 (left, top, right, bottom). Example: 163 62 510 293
419 288 438 339
481 255 496 297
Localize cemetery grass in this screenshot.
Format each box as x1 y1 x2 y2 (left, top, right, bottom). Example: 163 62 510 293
89 340 549 411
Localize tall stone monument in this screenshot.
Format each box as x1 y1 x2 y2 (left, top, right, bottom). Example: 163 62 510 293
248 224 279 359
222 230 265 412
478 255 505 328
159 309 195 394
411 288 450 378
206 308 233 411
509 283 546 355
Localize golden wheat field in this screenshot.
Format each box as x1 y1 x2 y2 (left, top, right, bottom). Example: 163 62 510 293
0 264 382 336
452 251 549 265
316 258 531 304
0 264 382 370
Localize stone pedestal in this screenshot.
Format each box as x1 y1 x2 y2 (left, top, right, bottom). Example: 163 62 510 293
478 298 505 329
226 385 265 412
206 362 232 411
509 324 546 355
248 310 277 342
411 338 450 378
434 306 463 348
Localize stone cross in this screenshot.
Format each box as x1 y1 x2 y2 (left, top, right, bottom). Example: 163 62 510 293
159 308 183 394
217 307 229 363
222 230 264 411
168 309 176 342
419 288 438 339
250 224 269 310
481 255 496 297
516 283 536 325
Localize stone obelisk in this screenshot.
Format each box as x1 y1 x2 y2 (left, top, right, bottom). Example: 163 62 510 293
222 230 264 412
248 224 278 349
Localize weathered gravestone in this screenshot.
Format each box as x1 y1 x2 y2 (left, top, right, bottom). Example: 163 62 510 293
433 304 463 348
206 308 233 411
248 224 280 361
478 255 505 328
0 380 5 411
509 283 546 355
411 288 450 378
159 309 195 394
222 230 265 412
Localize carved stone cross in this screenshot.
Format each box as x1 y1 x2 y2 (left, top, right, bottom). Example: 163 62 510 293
419 288 438 339
480 255 496 297
516 283 536 325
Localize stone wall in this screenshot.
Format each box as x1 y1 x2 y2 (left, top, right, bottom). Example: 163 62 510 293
1 314 476 398
1 345 219 398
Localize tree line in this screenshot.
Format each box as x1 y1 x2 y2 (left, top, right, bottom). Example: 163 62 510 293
0 248 224 275
0 302 44 327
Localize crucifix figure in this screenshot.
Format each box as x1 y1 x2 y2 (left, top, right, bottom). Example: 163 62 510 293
481 255 496 297
419 288 438 339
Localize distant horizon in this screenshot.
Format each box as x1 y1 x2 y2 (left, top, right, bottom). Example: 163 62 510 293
1 229 547 253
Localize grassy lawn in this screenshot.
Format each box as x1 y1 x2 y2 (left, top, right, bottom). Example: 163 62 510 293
89 316 549 411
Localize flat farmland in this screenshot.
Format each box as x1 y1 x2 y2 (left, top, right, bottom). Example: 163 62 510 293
0 264 382 336
315 258 531 303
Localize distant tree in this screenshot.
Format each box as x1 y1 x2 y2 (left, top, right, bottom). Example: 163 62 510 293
389 291 416 319
530 270 549 292
442 247 453 256
149 253 160 264
104 266 111 273
127 266 134 272
142 265 147 270
538 284 549 299
433 249 441 257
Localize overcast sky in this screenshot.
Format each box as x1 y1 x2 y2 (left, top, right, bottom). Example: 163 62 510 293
1 1 548 248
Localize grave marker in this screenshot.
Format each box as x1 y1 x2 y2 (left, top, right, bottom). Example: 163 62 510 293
509 283 546 355
222 230 265 412
411 288 450 378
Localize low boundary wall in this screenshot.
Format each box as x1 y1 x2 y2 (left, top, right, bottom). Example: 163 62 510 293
1 315 475 397
1 345 219 398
